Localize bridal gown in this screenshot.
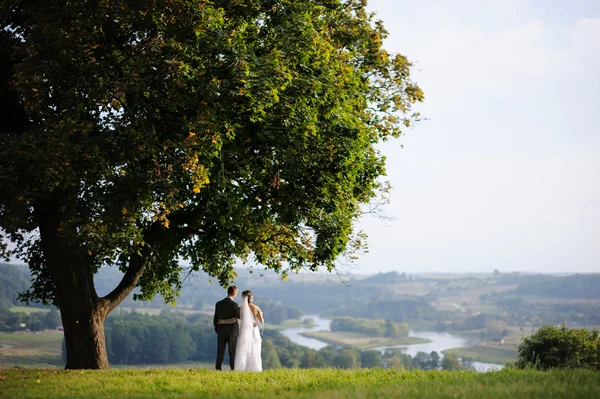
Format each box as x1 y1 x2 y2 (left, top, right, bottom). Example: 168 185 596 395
234 297 263 372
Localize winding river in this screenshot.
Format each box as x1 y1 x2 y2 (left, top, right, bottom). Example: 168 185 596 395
280 315 504 373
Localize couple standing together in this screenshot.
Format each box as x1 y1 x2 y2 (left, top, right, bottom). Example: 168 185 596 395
213 286 264 372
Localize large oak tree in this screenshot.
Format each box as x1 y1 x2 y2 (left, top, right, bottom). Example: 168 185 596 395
0 0 423 369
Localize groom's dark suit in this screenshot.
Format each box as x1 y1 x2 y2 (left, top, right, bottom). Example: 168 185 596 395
213 297 240 370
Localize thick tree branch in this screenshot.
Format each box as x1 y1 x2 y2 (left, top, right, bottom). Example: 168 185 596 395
102 248 148 313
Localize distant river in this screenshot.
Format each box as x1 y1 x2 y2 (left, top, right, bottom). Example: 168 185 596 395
280 315 504 373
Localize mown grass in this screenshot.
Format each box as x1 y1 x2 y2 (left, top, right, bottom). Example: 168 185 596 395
299 331 430 349
0 367 598 398
443 345 518 365
111 362 214 370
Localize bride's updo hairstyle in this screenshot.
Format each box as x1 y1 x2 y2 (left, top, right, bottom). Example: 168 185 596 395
242 290 253 303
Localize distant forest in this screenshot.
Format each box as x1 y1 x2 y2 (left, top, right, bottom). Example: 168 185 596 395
514 274 600 298
2 263 600 334
96 310 459 370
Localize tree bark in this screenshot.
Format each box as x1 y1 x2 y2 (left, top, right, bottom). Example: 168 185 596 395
36 202 146 369
44 250 112 369
60 299 110 369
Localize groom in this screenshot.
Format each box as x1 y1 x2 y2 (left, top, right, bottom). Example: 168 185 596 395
213 285 240 370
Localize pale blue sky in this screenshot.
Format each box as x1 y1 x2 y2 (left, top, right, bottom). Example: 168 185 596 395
356 0 600 273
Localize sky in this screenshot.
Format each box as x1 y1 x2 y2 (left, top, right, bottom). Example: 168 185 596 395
353 0 600 274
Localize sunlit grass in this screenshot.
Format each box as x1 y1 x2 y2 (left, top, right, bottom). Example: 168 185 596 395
0 367 597 399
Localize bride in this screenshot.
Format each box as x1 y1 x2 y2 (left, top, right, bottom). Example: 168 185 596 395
234 290 264 372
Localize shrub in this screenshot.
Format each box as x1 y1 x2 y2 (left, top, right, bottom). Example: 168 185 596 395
517 324 599 370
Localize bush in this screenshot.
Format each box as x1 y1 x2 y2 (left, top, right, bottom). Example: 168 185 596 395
517 324 599 370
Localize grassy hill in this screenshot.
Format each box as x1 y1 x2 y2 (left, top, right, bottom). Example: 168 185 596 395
0 368 598 398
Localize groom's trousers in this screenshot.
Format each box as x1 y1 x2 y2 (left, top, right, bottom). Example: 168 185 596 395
216 334 237 370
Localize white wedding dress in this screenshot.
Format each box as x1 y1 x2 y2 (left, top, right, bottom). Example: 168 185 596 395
234 296 263 372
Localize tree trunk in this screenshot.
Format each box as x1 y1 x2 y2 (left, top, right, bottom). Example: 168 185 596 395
48 251 112 369
37 211 110 369
61 300 110 369
36 201 147 369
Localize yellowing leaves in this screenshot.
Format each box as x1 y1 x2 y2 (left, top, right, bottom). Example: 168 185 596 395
110 99 121 110
152 209 171 228
182 152 210 193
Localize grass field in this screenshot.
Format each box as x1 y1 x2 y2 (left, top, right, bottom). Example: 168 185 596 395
117 307 212 316
264 319 308 331
299 331 431 349
112 362 215 370
0 367 597 398
8 307 50 315
443 345 518 365
0 332 63 369
433 284 520 313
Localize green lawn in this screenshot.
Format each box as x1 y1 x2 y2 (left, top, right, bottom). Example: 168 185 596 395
0 368 597 398
8 306 50 314
112 362 215 370
299 331 431 349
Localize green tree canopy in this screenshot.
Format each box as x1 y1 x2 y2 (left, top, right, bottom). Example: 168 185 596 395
441 354 461 371
517 325 600 370
0 0 422 369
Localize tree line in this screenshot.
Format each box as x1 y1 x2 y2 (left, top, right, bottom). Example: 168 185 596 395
0 307 61 332
324 298 438 323
330 317 409 338
479 295 600 327
0 264 38 310
85 310 468 370
514 274 600 299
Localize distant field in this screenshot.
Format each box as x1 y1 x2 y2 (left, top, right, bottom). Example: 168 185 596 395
265 319 308 330
0 332 62 343
0 331 63 369
388 281 435 295
117 307 210 316
299 331 430 349
434 284 519 313
8 306 50 314
443 344 518 365
1 368 598 399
